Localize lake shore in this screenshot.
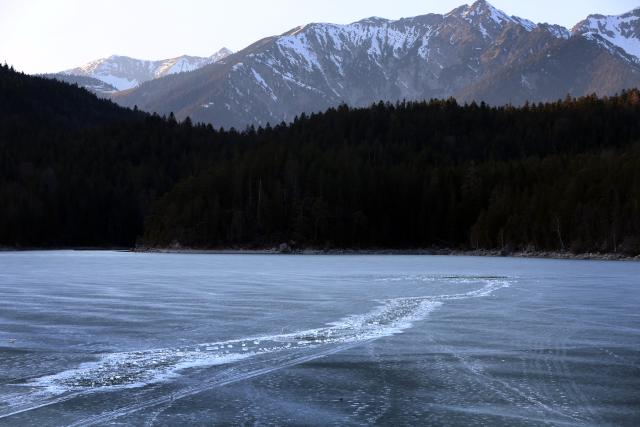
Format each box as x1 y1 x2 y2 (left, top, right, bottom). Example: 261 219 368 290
133 246 640 261
2 245 638 261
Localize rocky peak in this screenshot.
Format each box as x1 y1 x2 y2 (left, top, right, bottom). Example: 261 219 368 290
61 50 232 91
445 0 536 40
210 48 233 62
463 0 511 23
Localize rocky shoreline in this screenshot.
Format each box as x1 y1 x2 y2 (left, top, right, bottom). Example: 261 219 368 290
2 245 638 261
134 246 640 261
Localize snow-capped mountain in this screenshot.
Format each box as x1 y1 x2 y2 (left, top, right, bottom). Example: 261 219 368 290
208 47 234 63
62 48 232 91
572 8 640 61
113 1 640 129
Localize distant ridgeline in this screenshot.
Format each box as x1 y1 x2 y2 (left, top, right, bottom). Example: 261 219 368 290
1 64 639 254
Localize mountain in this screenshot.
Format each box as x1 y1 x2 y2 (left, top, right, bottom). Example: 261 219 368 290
111 1 640 129
455 8 640 105
40 73 119 97
457 32 640 105
572 7 640 61
61 48 233 91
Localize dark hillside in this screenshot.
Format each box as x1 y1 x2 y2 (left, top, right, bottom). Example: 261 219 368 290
143 98 640 254
1 65 639 254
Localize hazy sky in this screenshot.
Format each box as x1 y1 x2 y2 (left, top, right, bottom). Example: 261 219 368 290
1 0 638 74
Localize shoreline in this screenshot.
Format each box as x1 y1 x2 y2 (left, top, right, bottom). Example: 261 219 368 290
133 247 640 262
2 246 639 261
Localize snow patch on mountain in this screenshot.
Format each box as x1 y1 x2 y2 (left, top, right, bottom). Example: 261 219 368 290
574 9 640 61
277 33 322 71
210 48 234 63
512 17 537 32
61 48 233 91
155 56 210 77
462 0 510 25
251 68 278 101
544 24 571 40
456 0 537 34
581 32 637 64
99 75 139 91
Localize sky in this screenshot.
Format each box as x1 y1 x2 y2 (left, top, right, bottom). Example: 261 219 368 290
1 0 638 74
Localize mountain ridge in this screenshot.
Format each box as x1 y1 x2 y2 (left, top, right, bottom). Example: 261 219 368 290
60 48 233 91
572 6 640 61
74 1 640 128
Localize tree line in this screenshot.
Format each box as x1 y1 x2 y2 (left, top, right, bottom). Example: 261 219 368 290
1 64 639 254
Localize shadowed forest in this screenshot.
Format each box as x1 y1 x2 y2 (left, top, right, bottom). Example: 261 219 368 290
1 64 639 254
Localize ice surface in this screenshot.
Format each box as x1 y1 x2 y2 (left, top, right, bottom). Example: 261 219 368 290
28 285 497 394
1 252 638 426
23 277 508 396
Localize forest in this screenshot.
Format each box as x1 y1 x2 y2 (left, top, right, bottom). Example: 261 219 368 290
1 64 639 254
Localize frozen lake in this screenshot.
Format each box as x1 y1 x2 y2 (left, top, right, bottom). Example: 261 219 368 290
0 251 638 425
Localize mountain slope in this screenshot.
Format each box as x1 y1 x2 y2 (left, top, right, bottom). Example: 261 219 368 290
572 7 640 61
113 1 640 128
41 73 119 97
0 64 218 247
458 34 640 105
63 48 232 91
0 66 141 129
142 92 640 253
